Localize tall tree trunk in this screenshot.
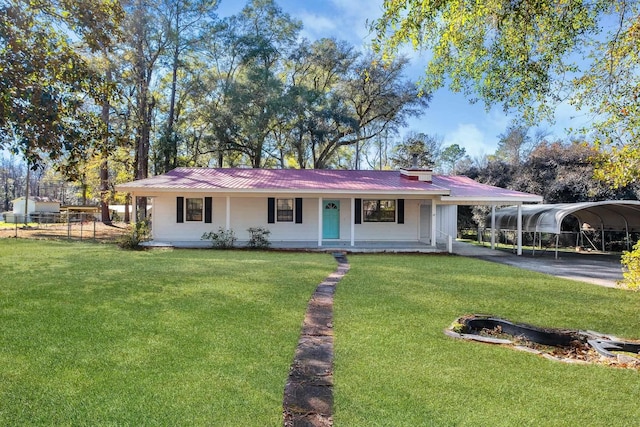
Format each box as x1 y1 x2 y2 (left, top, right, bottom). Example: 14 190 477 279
163 20 180 173
100 64 112 225
23 165 29 226
133 28 151 220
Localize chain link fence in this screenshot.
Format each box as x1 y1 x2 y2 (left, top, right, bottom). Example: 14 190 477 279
1 212 128 242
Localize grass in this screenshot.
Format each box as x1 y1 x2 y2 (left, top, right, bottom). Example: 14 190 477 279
333 254 640 426
2 240 639 426
0 239 336 426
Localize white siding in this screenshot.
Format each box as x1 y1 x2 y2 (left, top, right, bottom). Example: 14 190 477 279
152 194 320 242
149 193 455 243
436 204 457 241
12 199 60 215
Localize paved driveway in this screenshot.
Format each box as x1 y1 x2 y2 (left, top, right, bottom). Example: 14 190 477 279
452 242 624 288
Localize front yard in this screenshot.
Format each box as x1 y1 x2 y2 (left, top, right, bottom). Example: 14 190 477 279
0 240 334 425
0 240 638 425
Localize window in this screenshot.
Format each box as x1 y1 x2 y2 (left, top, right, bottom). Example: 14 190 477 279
363 199 396 222
277 198 294 222
186 198 203 221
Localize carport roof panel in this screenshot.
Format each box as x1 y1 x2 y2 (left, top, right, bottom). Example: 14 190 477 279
489 201 640 233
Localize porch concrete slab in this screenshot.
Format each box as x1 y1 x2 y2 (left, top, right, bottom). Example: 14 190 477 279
142 239 446 253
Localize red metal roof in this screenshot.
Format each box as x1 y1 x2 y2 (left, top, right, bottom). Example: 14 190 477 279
116 168 542 202
117 168 449 192
432 175 542 201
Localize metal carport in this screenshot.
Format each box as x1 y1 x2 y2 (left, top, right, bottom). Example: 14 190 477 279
486 201 640 257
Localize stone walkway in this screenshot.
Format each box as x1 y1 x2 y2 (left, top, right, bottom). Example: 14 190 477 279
283 253 349 427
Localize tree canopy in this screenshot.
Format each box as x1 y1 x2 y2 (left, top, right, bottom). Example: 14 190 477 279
373 0 640 186
0 0 123 169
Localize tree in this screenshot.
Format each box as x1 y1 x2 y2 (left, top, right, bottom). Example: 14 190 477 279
513 140 638 203
390 132 442 169
440 144 467 174
495 124 531 166
122 0 172 218
198 0 301 168
155 0 218 174
281 37 358 168
372 1 640 185
0 0 123 168
311 54 429 169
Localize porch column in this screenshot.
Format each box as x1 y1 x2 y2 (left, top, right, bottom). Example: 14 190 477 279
350 197 355 246
491 204 496 250
517 204 523 256
132 193 137 224
318 197 323 247
225 196 231 231
431 200 437 247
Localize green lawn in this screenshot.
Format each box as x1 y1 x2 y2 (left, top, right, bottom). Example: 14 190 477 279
1 241 639 426
0 240 335 425
334 254 640 426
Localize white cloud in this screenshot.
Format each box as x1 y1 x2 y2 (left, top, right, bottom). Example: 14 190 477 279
328 0 383 47
298 12 337 41
443 124 492 159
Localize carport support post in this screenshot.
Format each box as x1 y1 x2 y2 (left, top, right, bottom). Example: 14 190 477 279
132 193 137 224
491 205 496 250
517 204 523 256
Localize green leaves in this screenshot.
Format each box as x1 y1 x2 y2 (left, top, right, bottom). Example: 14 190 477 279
374 0 599 119
374 0 640 186
0 0 122 171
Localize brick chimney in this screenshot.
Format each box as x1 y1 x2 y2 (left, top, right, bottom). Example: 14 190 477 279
400 154 433 182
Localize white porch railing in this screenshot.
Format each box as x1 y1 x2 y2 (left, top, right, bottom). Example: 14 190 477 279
437 230 454 253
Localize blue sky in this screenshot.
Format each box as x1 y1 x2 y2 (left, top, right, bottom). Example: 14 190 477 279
218 0 587 159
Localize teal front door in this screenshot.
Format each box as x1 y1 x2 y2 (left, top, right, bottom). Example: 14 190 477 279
322 200 340 239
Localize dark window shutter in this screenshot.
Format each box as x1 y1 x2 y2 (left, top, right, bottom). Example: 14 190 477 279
397 199 405 224
355 198 362 224
267 197 275 224
204 197 212 223
295 198 303 223
176 197 184 223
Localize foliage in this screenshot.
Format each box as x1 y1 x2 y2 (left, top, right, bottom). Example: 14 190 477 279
390 132 442 169
373 1 640 186
494 124 532 165
202 227 237 248
0 0 123 172
373 0 601 120
246 226 271 249
440 143 467 174
620 240 640 291
0 239 334 425
461 137 639 226
117 220 150 249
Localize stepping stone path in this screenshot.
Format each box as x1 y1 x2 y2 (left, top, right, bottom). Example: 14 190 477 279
283 253 349 427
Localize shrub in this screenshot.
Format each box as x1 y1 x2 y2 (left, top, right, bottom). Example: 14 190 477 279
247 227 271 249
118 220 150 250
202 227 236 249
620 240 640 291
